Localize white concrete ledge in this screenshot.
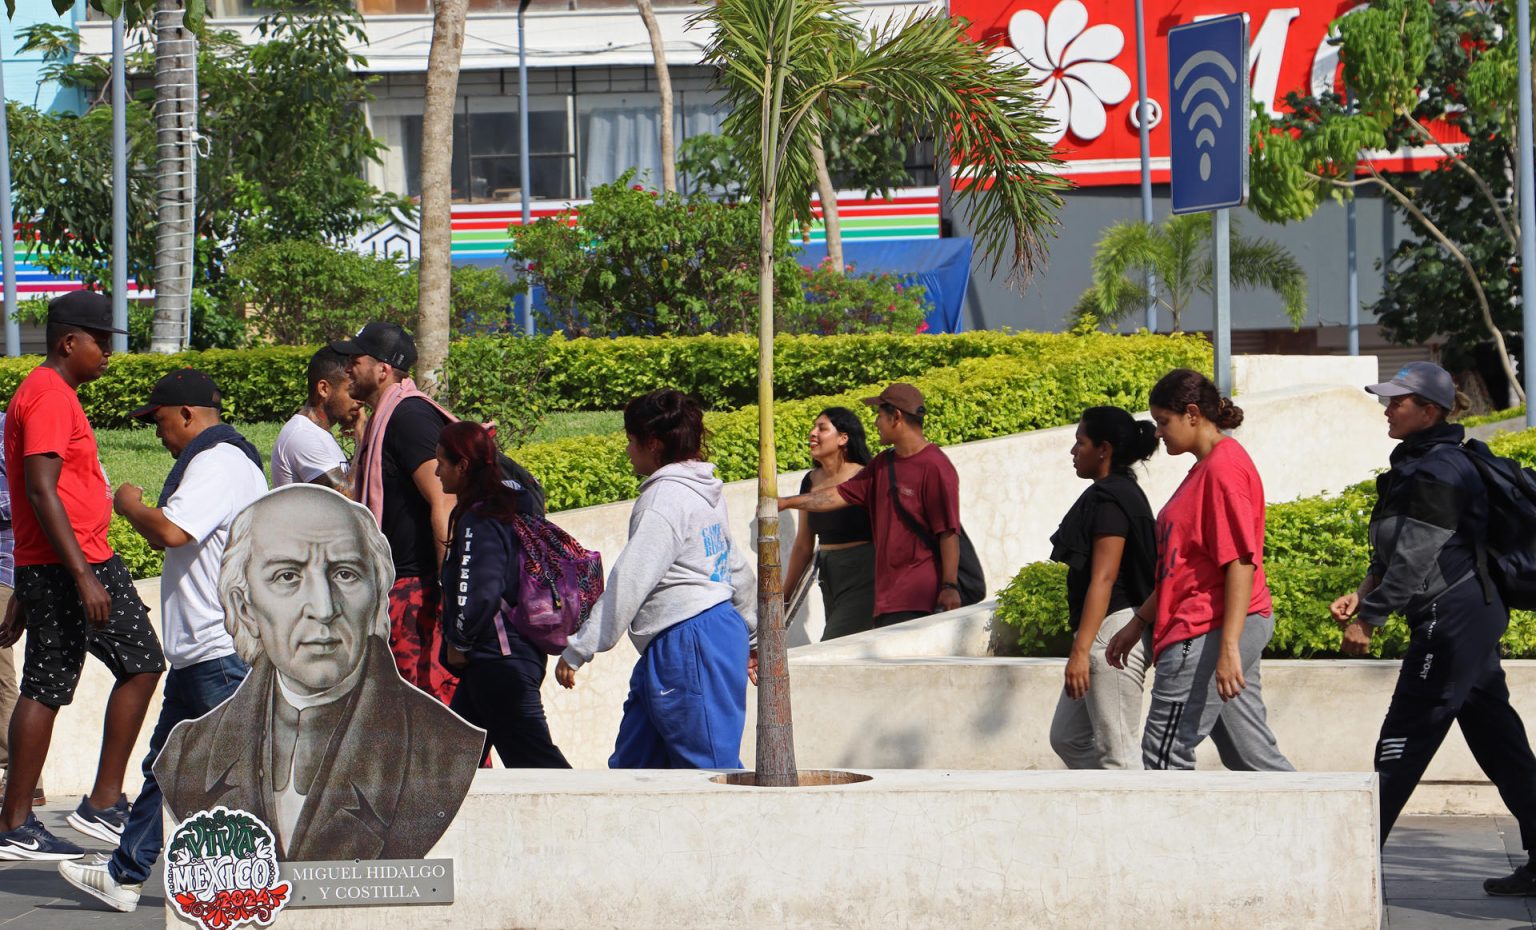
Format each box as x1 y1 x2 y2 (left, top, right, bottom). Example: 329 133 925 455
192 768 1380 930
749 604 1531 815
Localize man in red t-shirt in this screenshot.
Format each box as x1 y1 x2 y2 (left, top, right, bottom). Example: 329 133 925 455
0 293 165 861
779 383 962 627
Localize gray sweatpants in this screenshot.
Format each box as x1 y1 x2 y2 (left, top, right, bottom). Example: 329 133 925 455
1142 612 1294 771
1049 608 1152 769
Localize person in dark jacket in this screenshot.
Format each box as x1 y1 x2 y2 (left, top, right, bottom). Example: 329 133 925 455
435 421 570 769
1047 406 1159 769
1331 362 1536 894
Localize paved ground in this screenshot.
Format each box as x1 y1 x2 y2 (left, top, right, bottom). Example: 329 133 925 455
0 809 1530 927
1386 816 1536 929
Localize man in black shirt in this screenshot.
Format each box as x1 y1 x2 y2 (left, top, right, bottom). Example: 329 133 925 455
329 322 459 705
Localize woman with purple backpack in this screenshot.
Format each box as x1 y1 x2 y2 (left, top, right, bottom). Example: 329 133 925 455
435 420 570 768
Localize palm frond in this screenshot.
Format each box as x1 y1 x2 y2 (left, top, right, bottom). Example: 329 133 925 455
697 1 1066 283
1230 234 1310 327
1073 276 1151 329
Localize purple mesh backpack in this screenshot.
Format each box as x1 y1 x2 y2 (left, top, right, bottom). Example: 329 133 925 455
503 513 604 655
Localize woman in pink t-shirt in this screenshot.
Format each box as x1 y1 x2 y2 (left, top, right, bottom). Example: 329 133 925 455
1107 369 1292 771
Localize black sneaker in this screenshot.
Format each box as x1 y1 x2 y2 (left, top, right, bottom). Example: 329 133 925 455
66 795 130 845
1485 864 1536 896
0 813 85 860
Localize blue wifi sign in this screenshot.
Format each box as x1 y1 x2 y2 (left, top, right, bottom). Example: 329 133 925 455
1168 14 1250 214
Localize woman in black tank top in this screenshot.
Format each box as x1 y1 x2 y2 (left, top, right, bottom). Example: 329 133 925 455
783 407 877 640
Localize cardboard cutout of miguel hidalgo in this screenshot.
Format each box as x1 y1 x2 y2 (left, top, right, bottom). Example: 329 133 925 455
153 485 484 862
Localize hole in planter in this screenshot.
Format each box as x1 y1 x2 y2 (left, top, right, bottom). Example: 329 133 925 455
710 770 873 787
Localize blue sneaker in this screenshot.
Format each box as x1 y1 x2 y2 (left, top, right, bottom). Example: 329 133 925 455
66 795 129 845
0 813 85 860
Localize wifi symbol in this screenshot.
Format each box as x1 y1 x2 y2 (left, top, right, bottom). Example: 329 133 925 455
1173 50 1239 182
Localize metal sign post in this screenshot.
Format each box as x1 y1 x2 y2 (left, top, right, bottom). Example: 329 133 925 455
1167 13 1250 397
1133 0 1157 332
1517 0 1535 426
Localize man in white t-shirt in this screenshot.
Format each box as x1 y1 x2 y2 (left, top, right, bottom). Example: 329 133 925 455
270 346 361 492
57 369 268 913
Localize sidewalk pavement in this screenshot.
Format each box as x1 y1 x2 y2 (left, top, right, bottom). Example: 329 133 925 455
0 808 1529 928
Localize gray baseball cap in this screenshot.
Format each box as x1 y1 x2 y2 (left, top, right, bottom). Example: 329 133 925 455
1364 361 1456 410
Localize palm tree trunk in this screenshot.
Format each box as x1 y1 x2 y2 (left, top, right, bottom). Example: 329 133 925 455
152 0 196 354
417 0 469 392
809 130 842 274
636 0 676 195
754 38 796 789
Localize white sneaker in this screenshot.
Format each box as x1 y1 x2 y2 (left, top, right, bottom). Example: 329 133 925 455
58 858 141 913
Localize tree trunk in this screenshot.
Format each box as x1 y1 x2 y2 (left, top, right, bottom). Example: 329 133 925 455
417 0 469 393
754 183 796 787
753 37 796 787
152 0 196 354
636 0 676 195
809 131 843 274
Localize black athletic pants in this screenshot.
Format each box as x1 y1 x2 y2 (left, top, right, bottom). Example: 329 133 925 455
450 656 571 769
1377 575 1536 848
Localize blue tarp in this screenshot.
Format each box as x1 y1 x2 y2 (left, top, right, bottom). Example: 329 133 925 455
793 238 975 334
460 235 975 334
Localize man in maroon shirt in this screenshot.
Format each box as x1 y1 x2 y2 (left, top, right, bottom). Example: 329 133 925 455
779 383 962 626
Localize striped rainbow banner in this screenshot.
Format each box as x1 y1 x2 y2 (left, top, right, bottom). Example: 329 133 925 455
446 186 942 260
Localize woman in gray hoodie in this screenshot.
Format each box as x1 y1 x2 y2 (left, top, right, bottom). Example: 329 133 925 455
555 390 757 768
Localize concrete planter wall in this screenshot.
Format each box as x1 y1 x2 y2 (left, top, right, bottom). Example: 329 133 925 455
166 768 1380 930
751 604 1524 816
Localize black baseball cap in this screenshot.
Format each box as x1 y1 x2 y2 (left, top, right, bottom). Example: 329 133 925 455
48 291 128 335
130 369 223 420
328 321 417 371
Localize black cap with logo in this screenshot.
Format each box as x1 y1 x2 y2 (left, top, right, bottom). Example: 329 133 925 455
48 291 129 335
130 369 223 421
328 321 417 371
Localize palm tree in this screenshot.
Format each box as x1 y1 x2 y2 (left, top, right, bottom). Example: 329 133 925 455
151 0 198 353
416 0 469 391
1074 214 1308 333
698 0 1065 786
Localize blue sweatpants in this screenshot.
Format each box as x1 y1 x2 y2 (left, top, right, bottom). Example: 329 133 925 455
609 601 749 769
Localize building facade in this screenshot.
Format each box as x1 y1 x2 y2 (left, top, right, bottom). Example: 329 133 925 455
65 0 1453 375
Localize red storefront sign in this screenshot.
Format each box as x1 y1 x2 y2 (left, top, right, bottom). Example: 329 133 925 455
954 0 1459 186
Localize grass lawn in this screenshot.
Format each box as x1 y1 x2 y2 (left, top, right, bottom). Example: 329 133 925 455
515 409 622 445
95 410 622 500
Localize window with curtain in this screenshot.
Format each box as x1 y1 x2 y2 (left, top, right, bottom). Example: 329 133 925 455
578 95 728 197
397 99 574 202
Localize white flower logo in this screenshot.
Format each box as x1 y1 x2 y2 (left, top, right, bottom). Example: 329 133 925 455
998 0 1132 144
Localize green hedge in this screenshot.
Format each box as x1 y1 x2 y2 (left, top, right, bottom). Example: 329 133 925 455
993 428 1536 659
519 332 1212 512
1 331 1187 431
0 347 313 430
485 330 1121 413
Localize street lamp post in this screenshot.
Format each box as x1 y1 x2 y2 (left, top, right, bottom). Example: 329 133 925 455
1517 0 1536 425
0 43 18 357
518 0 534 336
112 15 128 352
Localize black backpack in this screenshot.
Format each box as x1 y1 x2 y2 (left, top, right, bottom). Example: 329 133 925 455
1461 438 1536 611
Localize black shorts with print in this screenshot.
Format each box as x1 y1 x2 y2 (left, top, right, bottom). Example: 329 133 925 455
15 555 165 708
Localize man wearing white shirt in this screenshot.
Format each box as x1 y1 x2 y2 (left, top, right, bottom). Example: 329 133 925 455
57 369 268 913
270 347 361 492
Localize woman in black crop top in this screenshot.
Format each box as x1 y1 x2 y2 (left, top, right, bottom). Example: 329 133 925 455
783 407 877 640
1047 406 1158 769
